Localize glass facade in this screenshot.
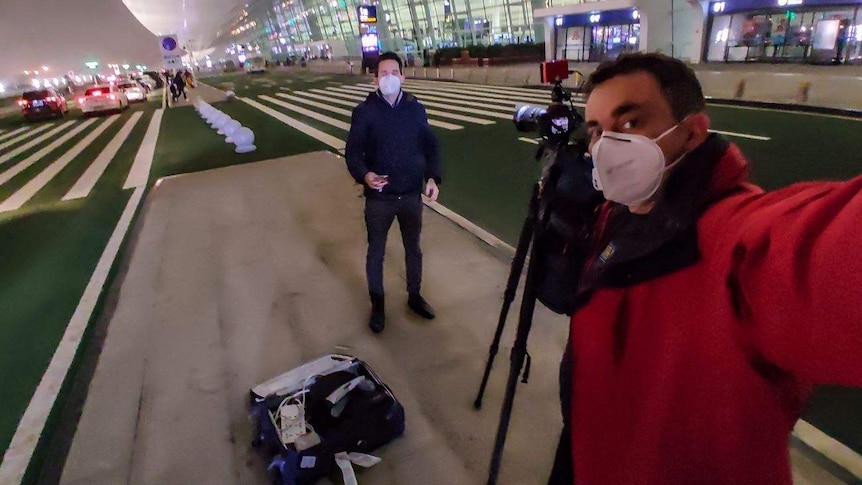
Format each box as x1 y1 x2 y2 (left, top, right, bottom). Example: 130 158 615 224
552 8 641 62
705 0 862 64
217 0 547 64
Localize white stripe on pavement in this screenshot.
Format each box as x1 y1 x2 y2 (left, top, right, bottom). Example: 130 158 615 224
403 80 552 103
64 112 143 200
304 90 465 130
240 97 345 150
0 117 119 211
793 420 862 480
274 93 354 116
0 122 63 158
518 137 540 145
258 95 351 130
0 120 97 187
0 126 31 144
0 186 145 485
709 129 771 141
389 84 533 110
399 83 556 106
287 91 464 131
343 85 510 120
376 88 516 115
123 109 163 189
324 87 495 125
404 79 551 97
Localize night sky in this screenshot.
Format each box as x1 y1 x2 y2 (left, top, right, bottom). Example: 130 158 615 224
0 0 162 78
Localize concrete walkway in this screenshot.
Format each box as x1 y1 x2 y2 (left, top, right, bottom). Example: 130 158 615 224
60 151 855 484
60 151 567 484
167 80 227 109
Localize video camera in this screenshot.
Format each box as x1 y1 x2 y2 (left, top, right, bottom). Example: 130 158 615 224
512 59 584 146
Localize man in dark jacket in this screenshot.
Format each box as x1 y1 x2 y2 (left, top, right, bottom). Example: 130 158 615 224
548 53 862 484
345 51 442 333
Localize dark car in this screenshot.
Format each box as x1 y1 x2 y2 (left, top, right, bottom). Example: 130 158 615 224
19 88 68 121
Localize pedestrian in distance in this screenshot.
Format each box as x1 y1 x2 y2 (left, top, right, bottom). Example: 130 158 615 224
345 51 442 334
546 52 862 485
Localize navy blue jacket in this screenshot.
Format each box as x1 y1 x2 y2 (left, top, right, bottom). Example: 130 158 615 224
345 90 442 199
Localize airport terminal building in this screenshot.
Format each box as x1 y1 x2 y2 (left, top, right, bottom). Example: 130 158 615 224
208 0 862 66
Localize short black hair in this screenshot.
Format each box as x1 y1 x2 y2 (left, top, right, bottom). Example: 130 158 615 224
584 53 705 121
375 52 403 76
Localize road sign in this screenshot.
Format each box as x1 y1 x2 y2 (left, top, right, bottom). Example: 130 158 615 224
159 34 183 70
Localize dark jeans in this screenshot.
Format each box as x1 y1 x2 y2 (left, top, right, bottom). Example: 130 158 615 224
365 194 423 296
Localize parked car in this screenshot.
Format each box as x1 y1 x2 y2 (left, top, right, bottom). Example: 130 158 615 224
77 85 129 115
118 81 147 102
19 88 68 121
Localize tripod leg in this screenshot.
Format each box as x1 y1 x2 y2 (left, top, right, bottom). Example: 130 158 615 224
486 230 543 485
474 185 540 410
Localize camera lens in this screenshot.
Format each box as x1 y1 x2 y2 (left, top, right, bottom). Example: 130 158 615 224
513 104 546 133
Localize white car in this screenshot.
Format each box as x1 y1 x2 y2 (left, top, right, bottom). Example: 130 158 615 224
77 85 129 115
118 81 147 102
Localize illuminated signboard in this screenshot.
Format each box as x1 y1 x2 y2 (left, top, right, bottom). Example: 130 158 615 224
360 24 379 52
358 5 377 24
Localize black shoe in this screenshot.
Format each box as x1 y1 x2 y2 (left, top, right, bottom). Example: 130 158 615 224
408 294 435 320
369 293 385 333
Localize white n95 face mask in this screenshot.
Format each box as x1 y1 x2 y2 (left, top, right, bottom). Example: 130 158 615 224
590 123 686 206
378 75 401 96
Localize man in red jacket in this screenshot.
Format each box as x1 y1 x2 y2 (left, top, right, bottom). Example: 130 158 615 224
549 53 862 484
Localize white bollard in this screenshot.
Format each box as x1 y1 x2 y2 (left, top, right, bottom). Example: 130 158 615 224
233 127 256 153
224 120 242 143
216 115 233 135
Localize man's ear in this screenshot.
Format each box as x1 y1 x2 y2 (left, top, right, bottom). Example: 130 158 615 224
683 112 711 151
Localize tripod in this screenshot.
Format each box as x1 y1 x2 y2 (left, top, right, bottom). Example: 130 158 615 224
474 178 550 485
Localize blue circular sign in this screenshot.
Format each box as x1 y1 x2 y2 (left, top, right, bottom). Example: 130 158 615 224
162 37 177 51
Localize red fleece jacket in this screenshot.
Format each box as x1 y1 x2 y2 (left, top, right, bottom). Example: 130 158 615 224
568 143 862 484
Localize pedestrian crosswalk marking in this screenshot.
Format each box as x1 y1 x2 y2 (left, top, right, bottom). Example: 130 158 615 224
386 84 535 110
64 112 144 200
0 117 119 212
258 95 351 130
288 91 463 131
124 109 163 189
404 80 552 101
0 123 63 158
323 87 495 125
406 79 554 97
241 97 345 150
381 88 516 115
399 83 552 105
275 93 353 116
0 119 97 187
0 126 31 144
341 85 511 120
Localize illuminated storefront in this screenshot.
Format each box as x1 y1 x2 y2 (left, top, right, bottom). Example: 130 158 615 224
552 8 641 62
705 0 862 63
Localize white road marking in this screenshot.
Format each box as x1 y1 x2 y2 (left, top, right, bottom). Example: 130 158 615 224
406 79 553 97
286 91 463 131
240 97 345 150
303 90 464 131
0 126 31 144
403 80 552 104
709 129 771 141
0 117 119 211
518 137 540 145
258 95 350 130
0 122 66 160
324 87 495 125
341 85 510 120
368 83 555 107
793 420 862 480
123 109 163 189
0 120 96 187
0 186 145 484
64 112 143 200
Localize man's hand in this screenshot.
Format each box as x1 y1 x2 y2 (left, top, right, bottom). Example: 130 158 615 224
424 179 439 202
364 172 389 191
